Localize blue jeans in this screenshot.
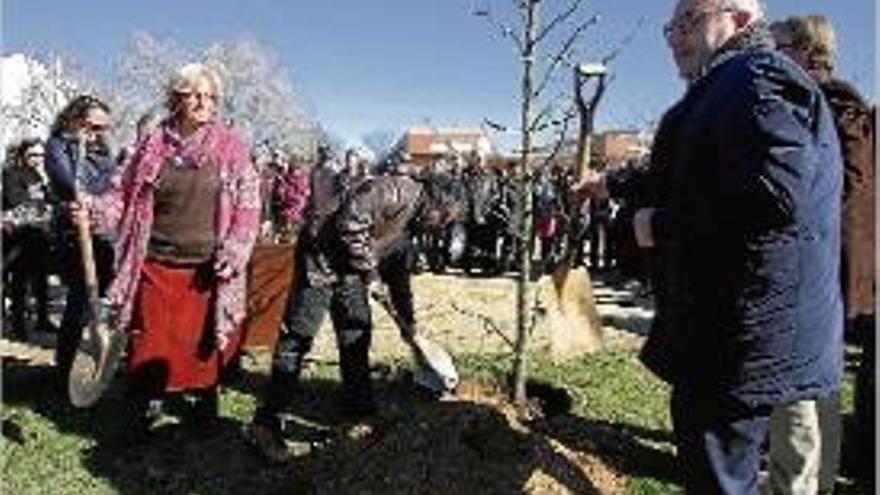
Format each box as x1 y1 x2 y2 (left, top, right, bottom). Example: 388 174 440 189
671 387 773 495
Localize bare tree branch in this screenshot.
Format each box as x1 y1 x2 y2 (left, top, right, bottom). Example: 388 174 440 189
537 105 577 170
534 0 583 45
450 302 516 350
600 16 646 65
527 101 554 133
532 13 600 99
476 6 525 54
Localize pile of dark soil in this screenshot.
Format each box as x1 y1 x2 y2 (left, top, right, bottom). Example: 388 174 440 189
298 380 624 495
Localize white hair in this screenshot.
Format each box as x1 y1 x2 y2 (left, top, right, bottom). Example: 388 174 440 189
720 0 764 21
164 63 223 110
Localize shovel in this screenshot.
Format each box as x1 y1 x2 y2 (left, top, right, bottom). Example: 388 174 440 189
67 138 127 408
369 284 459 394
544 65 609 359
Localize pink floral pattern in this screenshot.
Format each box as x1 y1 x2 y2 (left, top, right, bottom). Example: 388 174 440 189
275 167 310 224
94 119 261 345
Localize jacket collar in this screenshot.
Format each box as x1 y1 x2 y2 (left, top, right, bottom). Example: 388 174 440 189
703 21 774 77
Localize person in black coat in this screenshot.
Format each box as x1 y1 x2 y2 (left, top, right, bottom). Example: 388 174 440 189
247 154 427 463
2 139 55 339
577 1 843 492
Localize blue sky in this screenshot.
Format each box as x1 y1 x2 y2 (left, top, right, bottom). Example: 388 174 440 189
4 0 876 150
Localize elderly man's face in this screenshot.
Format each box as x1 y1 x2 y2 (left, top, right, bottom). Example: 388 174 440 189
665 0 739 82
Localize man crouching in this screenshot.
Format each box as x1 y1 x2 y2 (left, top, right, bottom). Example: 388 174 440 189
247 155 428 463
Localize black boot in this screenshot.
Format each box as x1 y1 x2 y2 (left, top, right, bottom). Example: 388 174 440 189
186 388 219 435
124 398 164 445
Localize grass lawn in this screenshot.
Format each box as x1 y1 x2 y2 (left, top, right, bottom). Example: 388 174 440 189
1 346 865 494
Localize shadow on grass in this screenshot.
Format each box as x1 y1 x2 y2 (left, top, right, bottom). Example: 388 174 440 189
2 362 615 495
2 361 311 495
530 414 678 486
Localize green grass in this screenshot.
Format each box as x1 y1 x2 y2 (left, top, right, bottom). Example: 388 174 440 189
1 348 866 495
460 350 679 494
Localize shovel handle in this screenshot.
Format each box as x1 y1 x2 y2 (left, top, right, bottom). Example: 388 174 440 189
73 139 103 327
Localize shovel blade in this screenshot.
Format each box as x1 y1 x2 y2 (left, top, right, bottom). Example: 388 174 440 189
546 265 604 360
68 322 127 408
408 335 459 393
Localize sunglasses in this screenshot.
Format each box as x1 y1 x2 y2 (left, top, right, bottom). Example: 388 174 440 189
84 122 109 132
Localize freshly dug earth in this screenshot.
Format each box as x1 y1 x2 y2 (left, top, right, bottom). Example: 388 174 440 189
297 380 626 495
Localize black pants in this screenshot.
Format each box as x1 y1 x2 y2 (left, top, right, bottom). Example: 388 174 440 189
55 236 115 380
851 315 875 490
257 243 373 423
670 387 773 495
5 227 52 336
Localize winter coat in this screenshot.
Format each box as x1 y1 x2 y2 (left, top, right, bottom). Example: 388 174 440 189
636 27 844 405
336 173 425 277
93 120 261 345
821 79 875 320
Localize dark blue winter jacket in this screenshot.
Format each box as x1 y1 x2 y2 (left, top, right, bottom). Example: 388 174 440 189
637 29 843 405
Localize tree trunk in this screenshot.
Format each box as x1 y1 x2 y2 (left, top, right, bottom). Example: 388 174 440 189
511 0 540 406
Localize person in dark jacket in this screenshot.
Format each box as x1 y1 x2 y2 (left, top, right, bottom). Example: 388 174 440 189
771 15 875 494
577 1 843 493
44 94 118 384
2 139 55 339
247 155 426 463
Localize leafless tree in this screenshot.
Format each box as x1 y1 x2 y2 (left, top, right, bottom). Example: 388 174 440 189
203 38 315 154
361 128 399 161
0 54 98 154
475 0 644 404
109 33 317 155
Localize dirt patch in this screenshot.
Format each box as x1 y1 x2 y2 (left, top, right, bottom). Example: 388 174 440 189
302 380 626 495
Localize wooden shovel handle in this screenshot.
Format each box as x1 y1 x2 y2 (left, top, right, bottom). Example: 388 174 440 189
74 206 102 318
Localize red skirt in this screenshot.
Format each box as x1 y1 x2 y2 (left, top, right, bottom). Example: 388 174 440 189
127 259 239 392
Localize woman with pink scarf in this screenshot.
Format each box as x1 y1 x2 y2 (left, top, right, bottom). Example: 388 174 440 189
90 63 260 435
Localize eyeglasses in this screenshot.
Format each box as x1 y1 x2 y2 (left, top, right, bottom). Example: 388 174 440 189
177 91 217 103
663 7 735 39
26 153 44 160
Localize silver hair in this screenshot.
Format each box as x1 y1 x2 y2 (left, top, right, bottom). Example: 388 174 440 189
719 0 765 20
164 63 223 111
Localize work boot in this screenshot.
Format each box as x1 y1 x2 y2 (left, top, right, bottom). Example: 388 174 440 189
245 413 291 464
185 388 219 436
124 399 164 445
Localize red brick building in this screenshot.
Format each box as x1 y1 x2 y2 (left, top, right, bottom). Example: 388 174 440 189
393 126 495 170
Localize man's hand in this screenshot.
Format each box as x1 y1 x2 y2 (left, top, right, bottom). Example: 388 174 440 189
571 169 609 201
69 194 93 225
214 258 236 282
633 208 656 248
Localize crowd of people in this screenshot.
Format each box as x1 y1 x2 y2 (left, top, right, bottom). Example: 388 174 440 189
1 0 874 493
